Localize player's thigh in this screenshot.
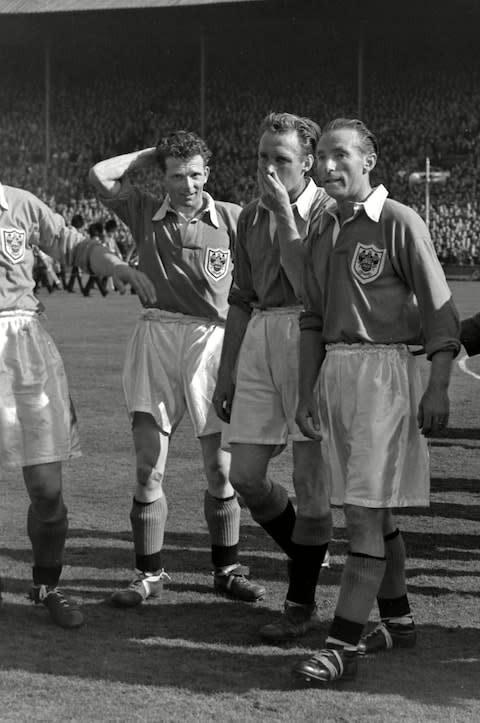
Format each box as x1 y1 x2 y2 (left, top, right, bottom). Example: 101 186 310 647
228 319 288 445
185 323 224 437
23 461 63 502
291 440 329 517
123 320 185 436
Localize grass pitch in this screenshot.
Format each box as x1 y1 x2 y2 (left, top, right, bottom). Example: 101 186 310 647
0 282 479 722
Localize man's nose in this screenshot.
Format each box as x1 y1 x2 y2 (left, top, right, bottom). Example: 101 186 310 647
324 158 336 172
259 159 275 174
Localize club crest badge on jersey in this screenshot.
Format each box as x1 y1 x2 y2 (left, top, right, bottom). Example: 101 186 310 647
1 228 26 264
205 247 230 281
351 243 386 284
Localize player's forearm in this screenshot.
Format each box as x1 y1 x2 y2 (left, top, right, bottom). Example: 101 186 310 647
89 147 157 195
298 329 325 400
425 349 454 391
275 207 305 298
217 304 251 383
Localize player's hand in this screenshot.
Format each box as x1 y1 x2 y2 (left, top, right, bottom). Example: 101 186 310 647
417 384 450 436
296 398 322 440
257 168 291 215
212 378 235 423
112 265 157 305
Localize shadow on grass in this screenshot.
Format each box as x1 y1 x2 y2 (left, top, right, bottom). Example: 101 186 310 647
406 583 480 597
429 426 480 442
402 531 480 562
430 477 480 494
403 501 480 522
0 598 478 707
0 543 346 587
2 524 478 584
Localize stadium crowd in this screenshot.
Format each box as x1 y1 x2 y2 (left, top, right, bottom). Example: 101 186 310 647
1 27 480 266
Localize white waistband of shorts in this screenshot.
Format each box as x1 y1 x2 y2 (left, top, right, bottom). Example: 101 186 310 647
0 309 37 319
252 305 303 317
141 308 222 326
326 342 410 354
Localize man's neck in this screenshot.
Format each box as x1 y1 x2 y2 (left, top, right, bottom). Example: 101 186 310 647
337 185 373 225
174 197 206 221
288 177 309 205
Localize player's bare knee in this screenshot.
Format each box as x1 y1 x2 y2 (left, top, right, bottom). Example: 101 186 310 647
345 505 385 545
295 475 330 519
204 459 229 492
229 465 255 499
30 492 66 522
135 465 164 498
230 473 271 508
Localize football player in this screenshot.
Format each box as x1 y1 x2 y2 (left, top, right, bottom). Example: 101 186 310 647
0 180 154 627
291 118 460 684
213 112 333 642
89 130 265 607
460 312 480 355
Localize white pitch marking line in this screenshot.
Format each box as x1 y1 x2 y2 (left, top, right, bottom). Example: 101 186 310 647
458 352 480 380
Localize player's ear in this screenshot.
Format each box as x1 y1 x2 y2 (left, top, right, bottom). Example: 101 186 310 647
204 165 210 183
303 154 314 174
364 152 377 174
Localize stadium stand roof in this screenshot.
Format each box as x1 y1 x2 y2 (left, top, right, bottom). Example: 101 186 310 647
0 0 262 11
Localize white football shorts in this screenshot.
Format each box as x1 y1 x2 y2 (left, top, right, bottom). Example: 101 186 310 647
0 311 81 473
122 309 224 437
320 343 429 508
227 307 312 446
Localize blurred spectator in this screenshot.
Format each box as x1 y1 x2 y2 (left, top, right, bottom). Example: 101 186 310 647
66 213 87 293
82 222 108 297
1 23 479 265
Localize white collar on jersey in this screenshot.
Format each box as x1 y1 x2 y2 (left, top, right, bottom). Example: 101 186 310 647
253 177 318 225
0 183 8 210
327 184 389 223
152 191 219 228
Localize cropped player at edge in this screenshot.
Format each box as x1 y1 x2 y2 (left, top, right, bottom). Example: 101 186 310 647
287 118 460 684
0 180 155 629
460 312 480 355
89 131 265 607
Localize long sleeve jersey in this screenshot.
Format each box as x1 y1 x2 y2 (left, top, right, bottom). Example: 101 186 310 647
228 179 331 311
300 185 460 359
0 183 95 312
101 181 241 322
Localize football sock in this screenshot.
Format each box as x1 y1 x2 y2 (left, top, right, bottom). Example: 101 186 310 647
27 502 68 582
329 551 386 646
286 513 332 605
130 496 168 573
32 565 62 587
286 542 329 605
377 528 413 623
249 483 296 558
204 491 241 569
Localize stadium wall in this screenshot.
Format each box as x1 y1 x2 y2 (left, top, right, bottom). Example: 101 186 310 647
443 266 480 282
